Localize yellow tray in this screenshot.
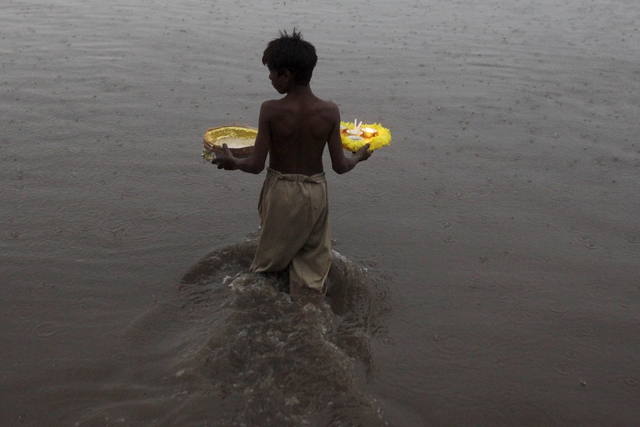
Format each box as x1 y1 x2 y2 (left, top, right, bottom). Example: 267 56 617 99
340 122 392 152
202 122 391 163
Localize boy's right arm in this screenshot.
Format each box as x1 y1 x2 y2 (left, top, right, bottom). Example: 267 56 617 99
327 104 371 174
213 102 271 174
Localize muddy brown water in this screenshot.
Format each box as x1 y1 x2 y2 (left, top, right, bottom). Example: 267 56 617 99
1 0 639 425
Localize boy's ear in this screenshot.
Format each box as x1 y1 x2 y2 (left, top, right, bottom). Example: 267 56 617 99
281 69 292 81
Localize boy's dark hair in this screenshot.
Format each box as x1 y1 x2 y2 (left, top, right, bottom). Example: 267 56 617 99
262 29 317 85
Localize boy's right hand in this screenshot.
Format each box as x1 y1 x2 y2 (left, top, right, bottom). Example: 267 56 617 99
211 143 238 170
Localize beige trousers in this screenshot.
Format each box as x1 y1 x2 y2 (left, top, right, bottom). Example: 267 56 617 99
250 168 332 297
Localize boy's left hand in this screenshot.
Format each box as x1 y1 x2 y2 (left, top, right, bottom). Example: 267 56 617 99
211 144 238 170
354 143 372 161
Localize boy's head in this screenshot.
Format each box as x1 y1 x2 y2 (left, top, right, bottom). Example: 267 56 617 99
262 29 317 86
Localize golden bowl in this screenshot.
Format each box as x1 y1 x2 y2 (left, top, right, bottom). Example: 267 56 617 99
203 125 257 157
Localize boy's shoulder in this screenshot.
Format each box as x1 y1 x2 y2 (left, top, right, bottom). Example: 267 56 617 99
262 95 339 116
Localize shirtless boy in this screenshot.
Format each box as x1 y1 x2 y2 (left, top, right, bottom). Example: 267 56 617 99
213 29 371 301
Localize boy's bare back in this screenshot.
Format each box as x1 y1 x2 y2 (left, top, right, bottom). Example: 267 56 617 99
260 89 345 176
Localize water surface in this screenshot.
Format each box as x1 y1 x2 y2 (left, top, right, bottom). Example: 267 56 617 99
1 0 639 425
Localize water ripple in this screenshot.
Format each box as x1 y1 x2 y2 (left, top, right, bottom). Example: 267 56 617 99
566 323 601 341
552 361 577 376
433 334 472 356
34 321 59 338
16 306 37 320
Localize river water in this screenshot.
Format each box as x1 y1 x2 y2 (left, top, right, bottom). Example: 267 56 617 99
1 0 639 425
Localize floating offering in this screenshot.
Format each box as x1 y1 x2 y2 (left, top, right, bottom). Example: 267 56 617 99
202 125 257 161
340 119 392 152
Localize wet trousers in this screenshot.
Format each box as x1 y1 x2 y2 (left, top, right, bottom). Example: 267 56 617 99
250 168 332 296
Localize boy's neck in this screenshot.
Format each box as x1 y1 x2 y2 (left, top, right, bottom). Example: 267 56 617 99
284 82 314 98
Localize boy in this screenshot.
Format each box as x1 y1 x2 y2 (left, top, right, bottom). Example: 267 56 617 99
213 29 371 301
